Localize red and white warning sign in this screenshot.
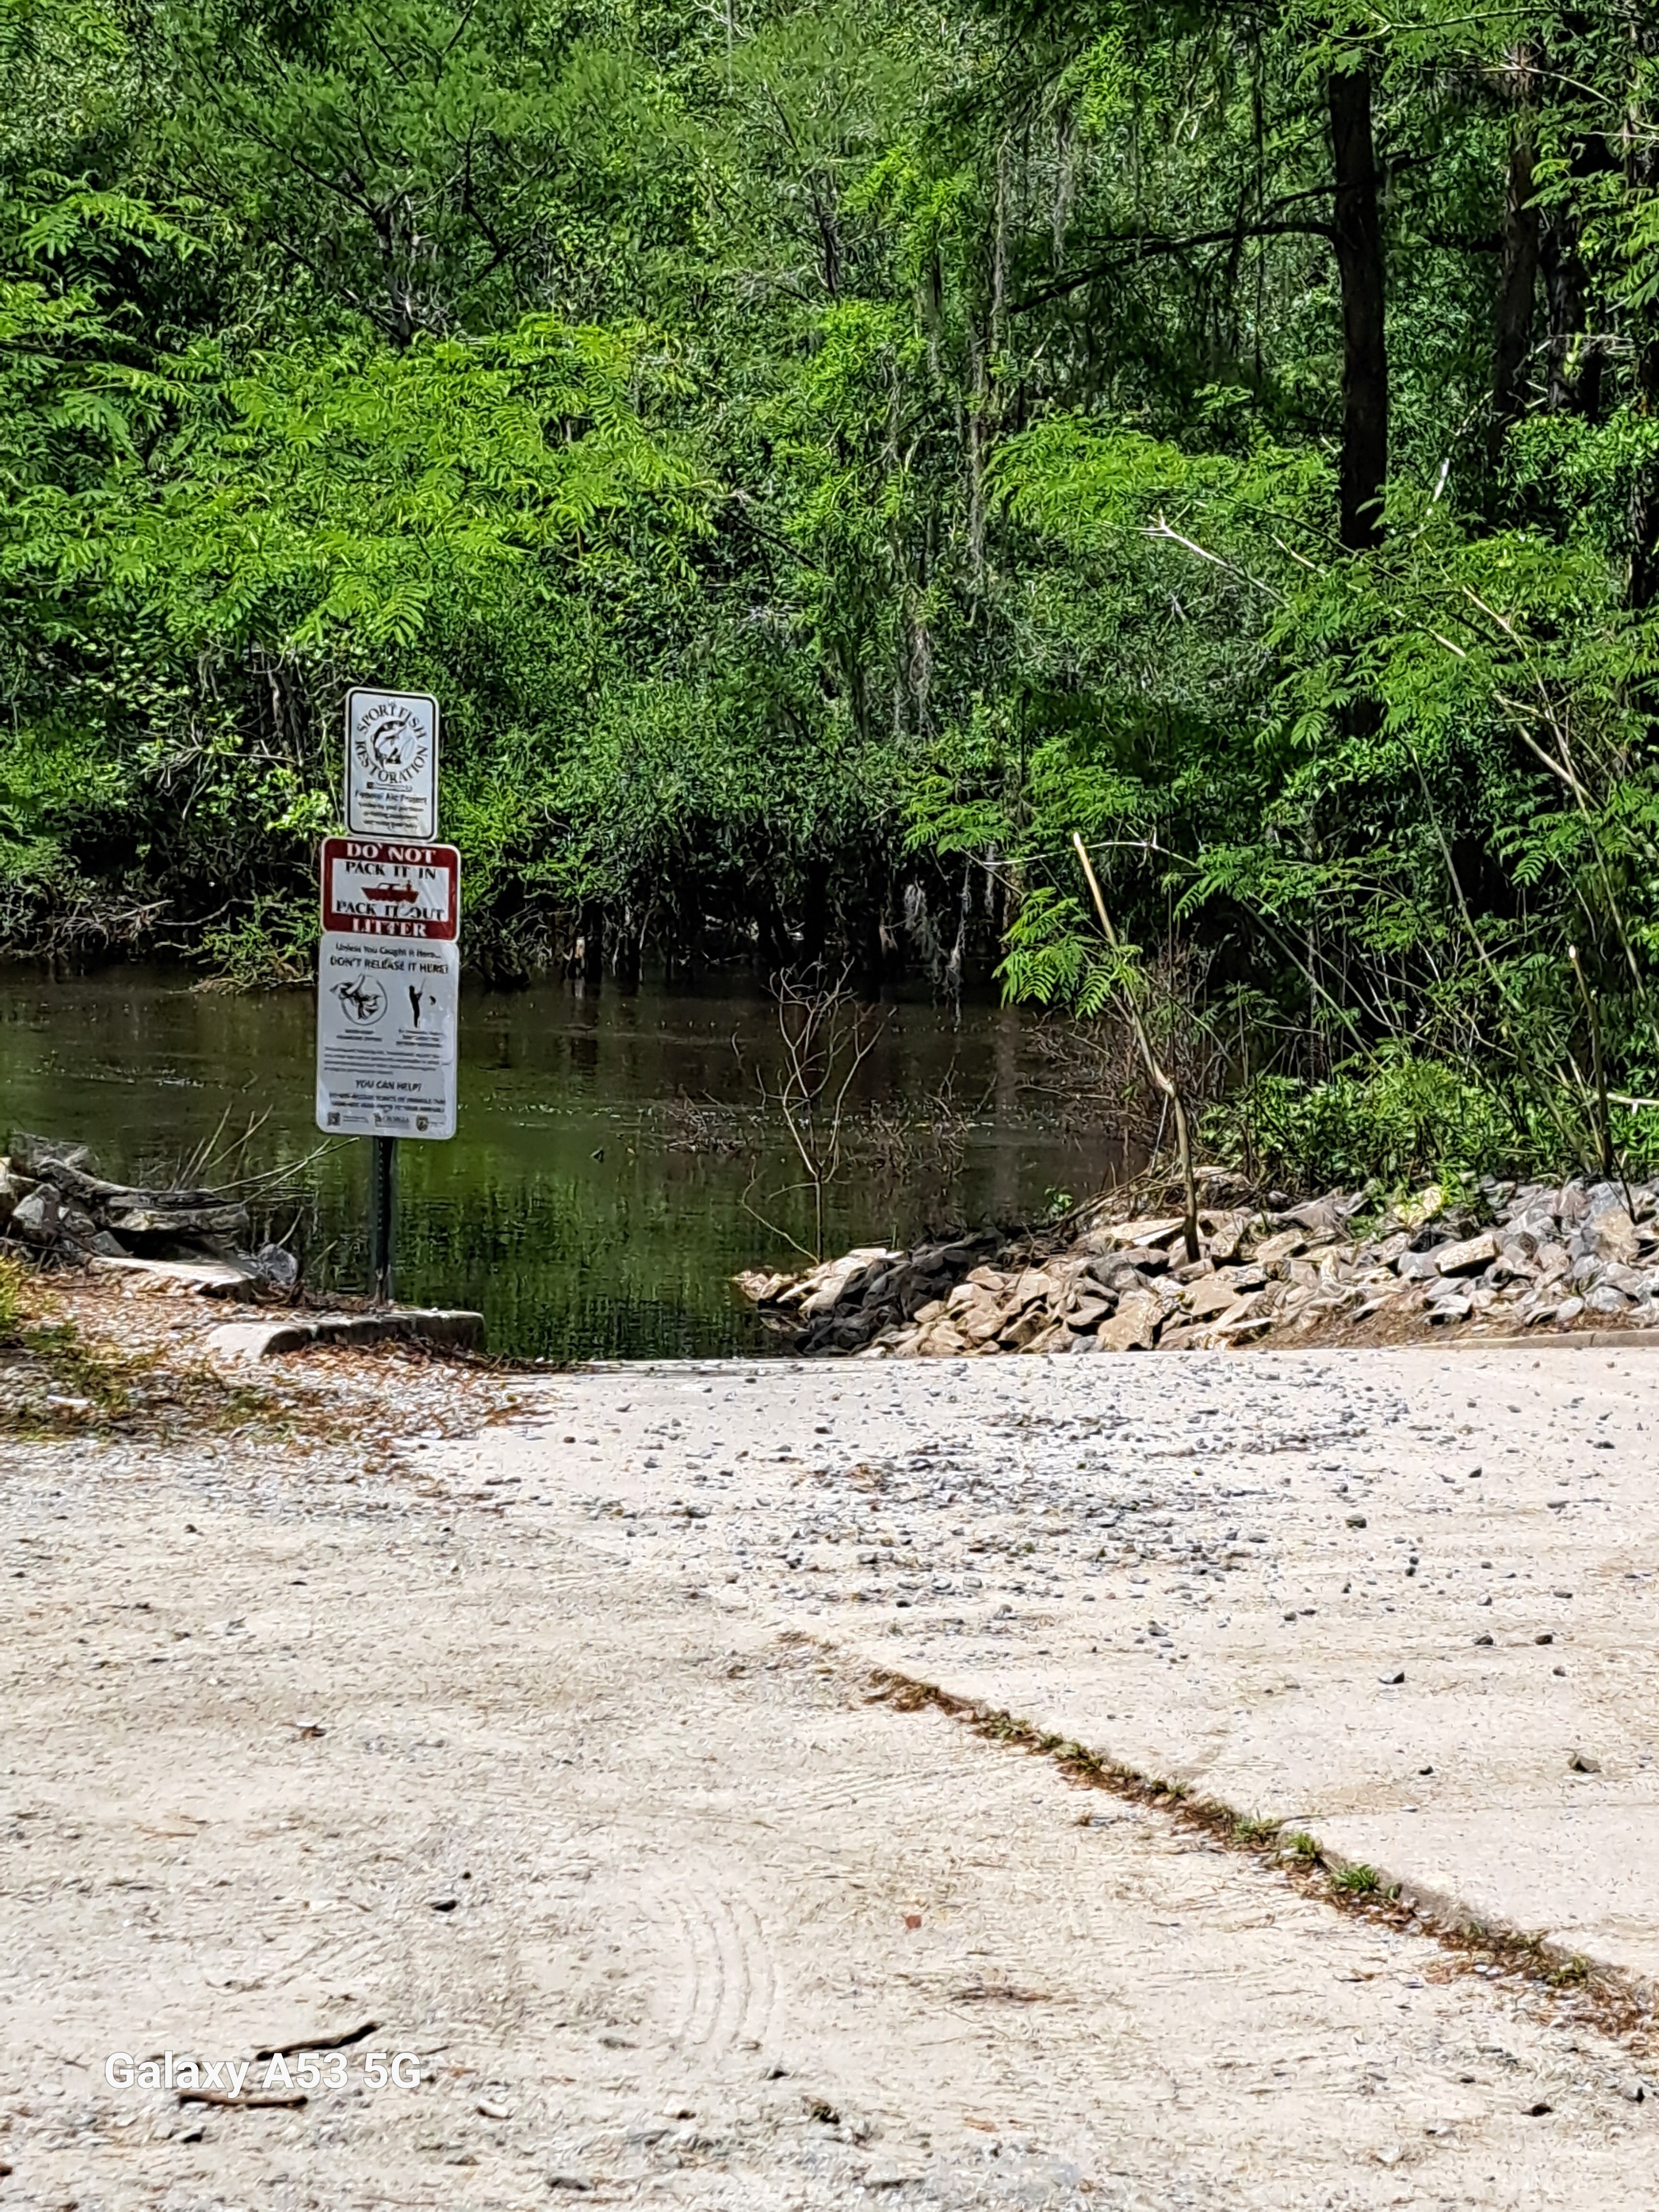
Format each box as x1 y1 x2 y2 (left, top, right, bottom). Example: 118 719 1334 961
321 837 459 941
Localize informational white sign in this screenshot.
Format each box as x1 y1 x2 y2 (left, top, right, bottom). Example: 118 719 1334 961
315 934 458 1139
345 687 439 840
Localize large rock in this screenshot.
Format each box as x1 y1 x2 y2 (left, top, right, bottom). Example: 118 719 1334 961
91 1253 258 1293
1585 1210 1640 1266
1493 1233 1537 1270
897 1265 951 1320
1554 1182 1590 1227
1116 1244 1172 1276
797 1246 900 1316
1202 1209 1262 1263
205 1308 485 1361
916 1318 966 1357
10 1186 64 1247
1085 1215 1186 1251
1433 1231 1499 1276
8 1132 96 1178
1279 1193 1354 1238
0 1161 37 1227
1395 1247 1442 1282
999 1305 1053 1351
1183 1272 1246 1320
1095 1290 1163 1352
960 1297 1009 1347
1253 1227 1307 1268
59 1205 124 1257
1008 1267 1056 1311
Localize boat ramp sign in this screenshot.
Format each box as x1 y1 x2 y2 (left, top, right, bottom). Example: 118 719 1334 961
345 687 439 840
321 836 459 940
323 692 456 1288
316 838 460 1139
315 935 459 1139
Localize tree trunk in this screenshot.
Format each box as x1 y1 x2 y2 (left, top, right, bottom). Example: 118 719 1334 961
1539 210 1601 420
800 857 830 968
1327 67 1388 551
1491 111 1539 455
1628 111 1659 611
1539 111 1615 422
1632 332 1659 612
579 904 604 992
613 921 641 994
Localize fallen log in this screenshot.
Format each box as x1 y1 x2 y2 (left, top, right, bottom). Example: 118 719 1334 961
102 1204 251 1238
4 1133 252 1262
33 1154 242 1217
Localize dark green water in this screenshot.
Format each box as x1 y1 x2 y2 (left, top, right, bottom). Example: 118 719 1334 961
0 968 1123 1360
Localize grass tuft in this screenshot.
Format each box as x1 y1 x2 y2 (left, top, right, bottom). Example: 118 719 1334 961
0 1253 31 1344
0 1259 276 1443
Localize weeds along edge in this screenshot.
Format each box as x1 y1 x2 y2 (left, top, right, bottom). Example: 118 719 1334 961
859 1662 1656 2053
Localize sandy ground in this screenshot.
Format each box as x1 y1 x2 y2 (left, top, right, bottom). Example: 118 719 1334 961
2 1333 1657 2208
477 1346 1659 1996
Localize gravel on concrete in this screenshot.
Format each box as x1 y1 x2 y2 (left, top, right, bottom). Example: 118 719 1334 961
479 1347 1659 2001
2 1339 1656 2208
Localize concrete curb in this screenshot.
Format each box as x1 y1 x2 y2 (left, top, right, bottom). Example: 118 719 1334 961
1460 1329 1659 1351
1308 1841 1659 2007
843 1634 1659 2016
204 1308 485 1362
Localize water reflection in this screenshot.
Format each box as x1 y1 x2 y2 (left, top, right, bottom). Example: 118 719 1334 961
0 969 1122 1360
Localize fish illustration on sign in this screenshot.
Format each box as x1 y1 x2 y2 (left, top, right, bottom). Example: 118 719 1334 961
352 700 430 789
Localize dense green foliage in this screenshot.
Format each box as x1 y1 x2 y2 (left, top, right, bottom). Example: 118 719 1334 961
3 0 1658 1178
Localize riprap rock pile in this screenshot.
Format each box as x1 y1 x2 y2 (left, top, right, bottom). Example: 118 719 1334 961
736 1172 1659 1357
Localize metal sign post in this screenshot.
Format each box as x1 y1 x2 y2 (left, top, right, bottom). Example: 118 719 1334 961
319 689 456 1305
367 1134 397 1303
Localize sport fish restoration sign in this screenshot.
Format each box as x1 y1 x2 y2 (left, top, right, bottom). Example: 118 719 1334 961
321 838 459 940
315 936 459 1139
345 687 439 840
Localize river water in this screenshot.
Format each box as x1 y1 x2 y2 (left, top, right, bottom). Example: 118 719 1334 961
0 968 1124 1360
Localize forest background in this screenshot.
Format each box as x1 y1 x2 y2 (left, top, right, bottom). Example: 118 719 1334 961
3 0 1659 1191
